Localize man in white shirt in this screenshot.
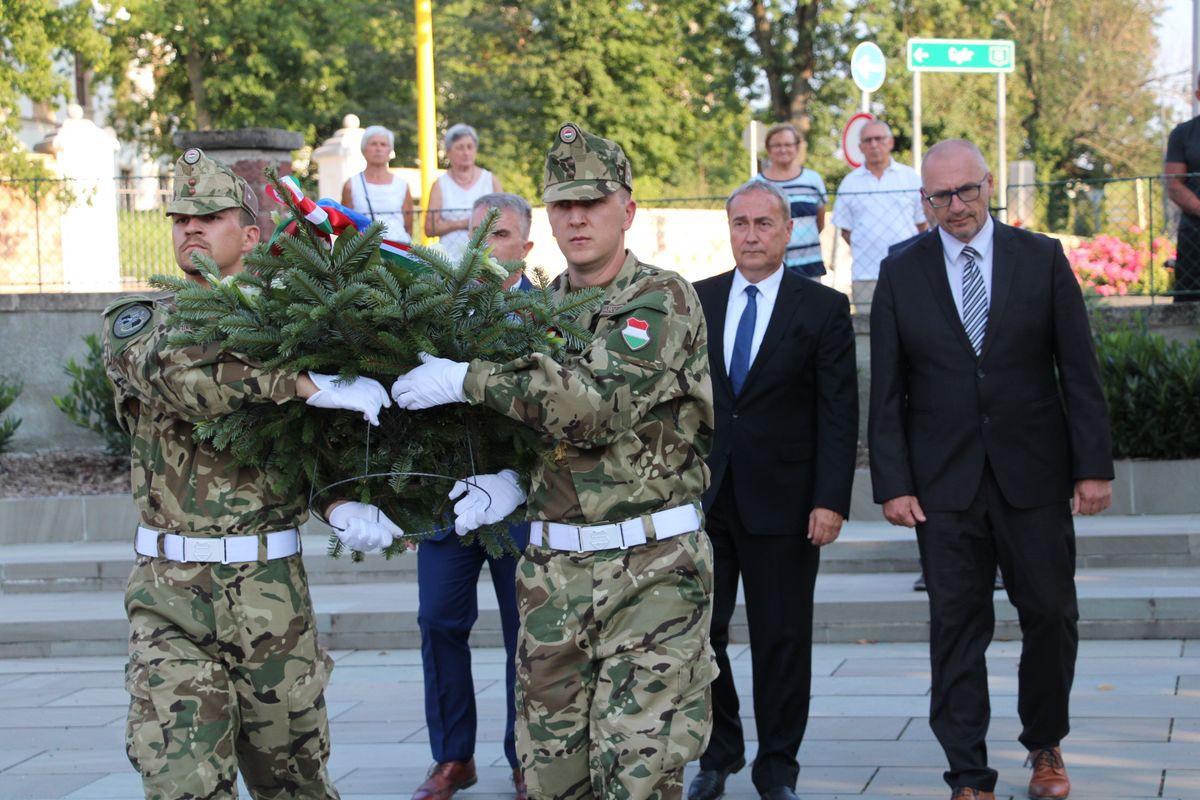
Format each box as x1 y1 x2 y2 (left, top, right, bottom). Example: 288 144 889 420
832 120 926 311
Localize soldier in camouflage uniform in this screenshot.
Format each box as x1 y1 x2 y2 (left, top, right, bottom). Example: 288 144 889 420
104 149 391 800
390 123 717 800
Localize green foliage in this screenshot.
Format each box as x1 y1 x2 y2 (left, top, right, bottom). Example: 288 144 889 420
53 335 131 456
0 1 108 182
0 376 23 454
154 171 603 558
1093 317 1200 459
434 0 752 199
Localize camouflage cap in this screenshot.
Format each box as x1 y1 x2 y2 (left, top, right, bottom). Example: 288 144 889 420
166 147 259 220
543 122 633 203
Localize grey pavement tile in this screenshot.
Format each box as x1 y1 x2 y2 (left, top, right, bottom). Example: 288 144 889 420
810 676 931 696
1073 656 1200 676
0 687 96 709
1 671 121 691
3 747 131 775
1183 639 1200 658
0 749 44 772
865 767 963 796
331 763 521 795
900 716 1173 743
808 695 937 718
796 739 948 768
1170 717 1200 742
0 727 114 751
1077 639 1187 657
62 773 144 799
333 720 426 744
802 717 911 741
43 687 128 707
831 658 932 678
0 656 126 674
1069 694 1200 717
1177 674 1200 695
1162 769 1200 798
0 772 108 800
332 699 430 724
0 707 124 728
328 649 425 667
325 677 426 701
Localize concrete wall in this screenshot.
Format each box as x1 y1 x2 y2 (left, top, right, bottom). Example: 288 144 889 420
0 292 115 451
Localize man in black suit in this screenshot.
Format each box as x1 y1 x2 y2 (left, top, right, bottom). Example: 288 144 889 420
688 180 858 800
869 139 1113 800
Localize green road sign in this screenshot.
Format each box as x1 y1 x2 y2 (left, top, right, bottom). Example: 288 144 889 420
907 38 1015 73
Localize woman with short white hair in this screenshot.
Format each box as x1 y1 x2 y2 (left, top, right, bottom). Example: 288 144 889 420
342 125 414 244
423 123 502 259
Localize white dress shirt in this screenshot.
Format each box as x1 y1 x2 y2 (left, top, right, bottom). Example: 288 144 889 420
831 159 925 280
723 265 784 374
939 215 995 320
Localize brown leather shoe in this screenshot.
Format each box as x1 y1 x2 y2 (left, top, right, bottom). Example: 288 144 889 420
951 789 996 800
412 758 478 800
1027 746 1071 799
512 767 528 800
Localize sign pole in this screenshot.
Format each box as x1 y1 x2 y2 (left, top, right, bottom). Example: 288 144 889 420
912 72 922 172
861 91 870 113
997 72 1007 223
750 130 758 180
415 0 437 245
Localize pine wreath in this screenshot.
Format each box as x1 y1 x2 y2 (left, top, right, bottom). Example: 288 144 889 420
151 170 602 559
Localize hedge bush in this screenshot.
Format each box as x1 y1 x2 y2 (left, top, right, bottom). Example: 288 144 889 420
0 376 21 453
54 335 130 456
1093 318 1200 459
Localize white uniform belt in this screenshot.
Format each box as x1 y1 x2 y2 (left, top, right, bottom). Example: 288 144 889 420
532 504 701 552
135 526 301 564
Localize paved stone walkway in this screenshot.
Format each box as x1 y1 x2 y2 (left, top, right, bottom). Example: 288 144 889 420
0 639 1197 799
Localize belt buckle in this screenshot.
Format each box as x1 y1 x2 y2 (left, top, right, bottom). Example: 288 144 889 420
185 537 222 563
581 524 623 551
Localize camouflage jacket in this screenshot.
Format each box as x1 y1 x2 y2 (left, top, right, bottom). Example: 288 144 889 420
463 251 714 524
102 295 307 536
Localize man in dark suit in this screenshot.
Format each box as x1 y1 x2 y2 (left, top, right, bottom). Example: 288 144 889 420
688 180 858 800
869 139 1113 800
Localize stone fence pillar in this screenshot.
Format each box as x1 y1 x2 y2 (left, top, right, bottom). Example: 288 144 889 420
312 115 366 201
34 104 121 291
172 128 304 233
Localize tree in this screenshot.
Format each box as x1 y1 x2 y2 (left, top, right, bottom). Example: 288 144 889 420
0 0 108 179
100 0 370 156
433 0 752 199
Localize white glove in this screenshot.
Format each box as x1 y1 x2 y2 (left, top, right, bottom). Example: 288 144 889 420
390 353 469 410
328 501 404 553
306 373 392 426
448 470 526 536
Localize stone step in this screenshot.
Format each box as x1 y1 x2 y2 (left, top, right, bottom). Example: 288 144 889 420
2 565 1198 658
3 515 1198 594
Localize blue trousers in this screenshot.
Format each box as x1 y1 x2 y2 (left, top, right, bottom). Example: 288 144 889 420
417 523 528 768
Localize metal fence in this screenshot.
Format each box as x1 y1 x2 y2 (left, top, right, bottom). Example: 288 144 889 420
0 173 1189 299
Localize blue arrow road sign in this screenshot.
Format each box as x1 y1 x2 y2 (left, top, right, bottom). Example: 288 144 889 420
851 42 886 92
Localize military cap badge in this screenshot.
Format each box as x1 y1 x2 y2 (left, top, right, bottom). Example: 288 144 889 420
559 125 577 144
182 148 202 165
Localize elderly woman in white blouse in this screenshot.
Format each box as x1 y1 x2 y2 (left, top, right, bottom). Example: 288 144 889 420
423 123 503 259
342 125 414 243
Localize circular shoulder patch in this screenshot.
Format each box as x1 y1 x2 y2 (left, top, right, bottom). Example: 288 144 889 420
112 305 153 339
182 148 202 165
558 125 577 144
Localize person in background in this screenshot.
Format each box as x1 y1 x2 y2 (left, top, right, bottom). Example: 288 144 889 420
832 119 926 311
1164 73 1200 302
688 179 857 800
471 192 535 291
342 125 414 244
424 124 503 260
391 122 716 800
869 138 1113 800
107 148 391 800
755 122 827 279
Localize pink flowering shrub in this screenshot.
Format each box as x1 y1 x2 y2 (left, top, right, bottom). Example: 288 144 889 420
1067 227 1175 296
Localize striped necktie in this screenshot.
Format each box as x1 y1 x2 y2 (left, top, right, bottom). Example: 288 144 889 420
961 245 987 355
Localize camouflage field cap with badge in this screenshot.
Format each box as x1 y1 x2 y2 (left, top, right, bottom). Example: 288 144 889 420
167 147 259 220
543 122 633 203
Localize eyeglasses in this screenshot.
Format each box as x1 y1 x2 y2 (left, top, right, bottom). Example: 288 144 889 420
923 176 989 208
860 136 889 145
767 140 798 150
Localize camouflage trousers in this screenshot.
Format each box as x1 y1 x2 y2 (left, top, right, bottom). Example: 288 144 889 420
515 529 717 800
124 553 339 800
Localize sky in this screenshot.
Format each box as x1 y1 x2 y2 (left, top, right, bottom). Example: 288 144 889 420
1158 0 1196 122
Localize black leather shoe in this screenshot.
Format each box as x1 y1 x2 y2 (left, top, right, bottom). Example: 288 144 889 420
687 757 746 800
760 787 799 800
913 572 927 591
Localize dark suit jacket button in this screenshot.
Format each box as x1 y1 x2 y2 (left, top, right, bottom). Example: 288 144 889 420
732 412 739 419
977 369 985 379
982 414 990 424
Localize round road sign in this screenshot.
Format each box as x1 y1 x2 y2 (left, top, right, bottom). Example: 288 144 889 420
850 42 886 93
841 112 875 168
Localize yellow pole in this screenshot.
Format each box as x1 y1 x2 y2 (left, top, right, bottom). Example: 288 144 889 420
415 0 437 245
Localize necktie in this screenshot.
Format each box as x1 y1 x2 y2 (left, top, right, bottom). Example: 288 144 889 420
961 245 988 355
729 285 758 396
